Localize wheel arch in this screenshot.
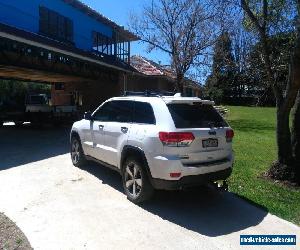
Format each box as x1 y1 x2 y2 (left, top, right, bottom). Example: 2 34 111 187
120 145 153 180
70 130 87 157
70 130 80 141
70 130 83 148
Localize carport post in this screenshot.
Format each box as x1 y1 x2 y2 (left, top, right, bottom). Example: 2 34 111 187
123 73 127 95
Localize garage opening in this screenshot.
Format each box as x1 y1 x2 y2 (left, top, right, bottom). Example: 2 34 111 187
0 79 86 127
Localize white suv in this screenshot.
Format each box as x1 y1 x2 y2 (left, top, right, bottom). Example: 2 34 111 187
70 93 234 203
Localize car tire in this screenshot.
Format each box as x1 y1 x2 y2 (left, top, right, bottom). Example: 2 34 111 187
122 157 154 204
70 136 86 168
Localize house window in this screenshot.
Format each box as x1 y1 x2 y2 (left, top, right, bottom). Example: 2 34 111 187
39 6 73 44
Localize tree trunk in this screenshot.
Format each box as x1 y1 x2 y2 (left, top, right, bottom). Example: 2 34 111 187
276 106 293 165
291 91 300 183
289 22 300 183
176 73 184 94
268 104 295 181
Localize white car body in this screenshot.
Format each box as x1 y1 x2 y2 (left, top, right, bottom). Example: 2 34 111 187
71 93 234 193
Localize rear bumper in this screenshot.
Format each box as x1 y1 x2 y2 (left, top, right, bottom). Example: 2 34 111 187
151 167 232 190
147 152 234 180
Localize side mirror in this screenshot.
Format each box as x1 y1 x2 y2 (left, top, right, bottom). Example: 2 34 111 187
84 111 92 120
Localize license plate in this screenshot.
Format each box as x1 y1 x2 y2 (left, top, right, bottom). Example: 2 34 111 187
202 138 218 148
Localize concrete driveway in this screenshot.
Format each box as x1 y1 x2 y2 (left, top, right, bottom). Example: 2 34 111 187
0 125 299 250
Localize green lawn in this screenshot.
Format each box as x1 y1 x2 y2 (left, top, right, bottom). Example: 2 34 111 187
226 106 300 225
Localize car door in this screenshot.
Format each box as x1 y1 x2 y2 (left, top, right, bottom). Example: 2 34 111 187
127 101 157 149
88 102 111 161
102 101 134 167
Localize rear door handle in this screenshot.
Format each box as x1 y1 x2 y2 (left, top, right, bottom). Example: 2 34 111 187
121 127 128 134
99 125 104 130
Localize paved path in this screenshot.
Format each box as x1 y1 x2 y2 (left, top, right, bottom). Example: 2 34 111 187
0 126 299 250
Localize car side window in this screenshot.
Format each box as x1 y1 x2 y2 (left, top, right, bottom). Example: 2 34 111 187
133 102 156 124
93 101 134 123
111 101 134 123
92 102 112 122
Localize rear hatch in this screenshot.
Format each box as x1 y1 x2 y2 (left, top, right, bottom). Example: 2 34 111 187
162 102 233 166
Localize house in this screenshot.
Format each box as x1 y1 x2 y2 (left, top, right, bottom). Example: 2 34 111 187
0 1 202 115
0 0 138 111
128 55 202 97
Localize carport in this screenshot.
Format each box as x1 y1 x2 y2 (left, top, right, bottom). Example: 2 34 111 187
0 22 137 123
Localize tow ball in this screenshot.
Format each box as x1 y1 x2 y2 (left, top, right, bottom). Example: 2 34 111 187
213 180 228 192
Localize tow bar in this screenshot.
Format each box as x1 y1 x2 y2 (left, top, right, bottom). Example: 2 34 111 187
213 180 229 192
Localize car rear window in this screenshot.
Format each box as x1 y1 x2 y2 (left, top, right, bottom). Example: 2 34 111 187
167 103 228 128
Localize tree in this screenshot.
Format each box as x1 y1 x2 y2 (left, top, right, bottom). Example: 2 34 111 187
205 31 237 103
241 0 300 183
130 0 220 92
247 32 296 106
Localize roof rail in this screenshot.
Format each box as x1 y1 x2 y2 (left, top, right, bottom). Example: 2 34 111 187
123 91 176 97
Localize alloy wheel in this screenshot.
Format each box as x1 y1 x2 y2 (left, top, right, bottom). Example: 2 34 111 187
125 162 143 198
71 139 80 164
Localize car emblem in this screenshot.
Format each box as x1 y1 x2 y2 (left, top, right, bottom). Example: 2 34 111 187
209 131 216 135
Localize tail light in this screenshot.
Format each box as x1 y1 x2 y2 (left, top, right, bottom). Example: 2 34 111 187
226 129 234 142
159 132 195 147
